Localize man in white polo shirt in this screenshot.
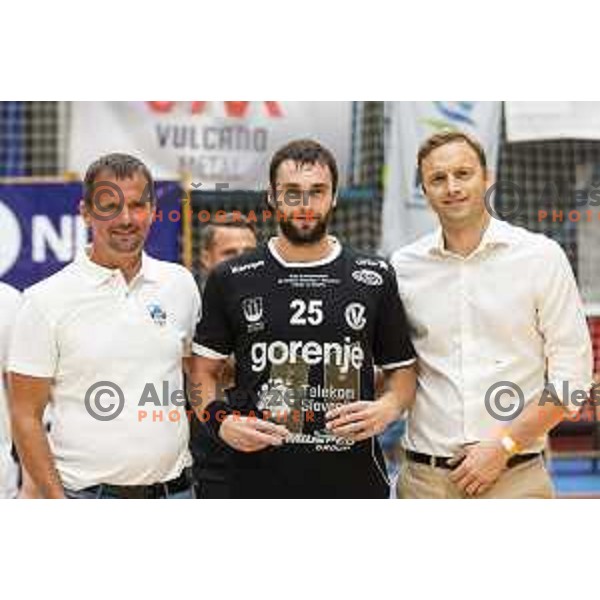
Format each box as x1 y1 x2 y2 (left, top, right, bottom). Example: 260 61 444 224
0 283 21 499
8 153 200 499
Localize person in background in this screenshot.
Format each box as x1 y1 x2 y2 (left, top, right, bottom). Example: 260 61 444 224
190 213 257 498
0 283 21 499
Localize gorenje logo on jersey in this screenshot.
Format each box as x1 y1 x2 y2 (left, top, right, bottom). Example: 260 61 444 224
250 337 365 374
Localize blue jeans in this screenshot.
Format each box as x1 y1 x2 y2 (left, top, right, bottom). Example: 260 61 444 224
64 484 194 499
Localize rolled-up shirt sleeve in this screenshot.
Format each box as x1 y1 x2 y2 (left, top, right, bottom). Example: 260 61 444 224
536 240 593 415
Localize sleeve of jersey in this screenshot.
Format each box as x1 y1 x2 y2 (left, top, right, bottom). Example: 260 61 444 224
192 270 233 360
373 269 417 371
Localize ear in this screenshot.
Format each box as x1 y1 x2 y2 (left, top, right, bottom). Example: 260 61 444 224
199 249 210 272
332 193 338 209
79 199 92 227
484 168 494 189
147 203 157 226
266 188 276 210
418 170 427 196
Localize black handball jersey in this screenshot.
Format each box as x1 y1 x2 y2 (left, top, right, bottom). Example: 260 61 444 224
193 237 415 498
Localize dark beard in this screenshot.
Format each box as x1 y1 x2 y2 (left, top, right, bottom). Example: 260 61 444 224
279 210 332 245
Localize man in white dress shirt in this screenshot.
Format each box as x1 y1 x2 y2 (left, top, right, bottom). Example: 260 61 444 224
392 131 593 498
0 283 21 498
8 153 200 499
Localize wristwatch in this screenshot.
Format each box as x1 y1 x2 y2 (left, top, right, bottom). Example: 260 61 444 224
499 434 520 457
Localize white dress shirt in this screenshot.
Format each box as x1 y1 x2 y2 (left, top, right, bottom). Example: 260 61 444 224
391 217 593 456
0 283 21 498
8 250 200 491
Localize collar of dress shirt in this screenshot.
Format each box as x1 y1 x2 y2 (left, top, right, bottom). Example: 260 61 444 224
74 246 160 286
429 216 515 259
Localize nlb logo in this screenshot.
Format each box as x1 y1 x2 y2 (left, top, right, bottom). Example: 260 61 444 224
0 200 88 279
0 200 22 277
147 101 283 118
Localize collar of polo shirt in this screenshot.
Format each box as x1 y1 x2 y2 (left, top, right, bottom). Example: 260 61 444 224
429 216 515 259
75 247 162 286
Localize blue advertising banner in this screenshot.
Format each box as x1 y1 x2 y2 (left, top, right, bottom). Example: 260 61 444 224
0 181 182 290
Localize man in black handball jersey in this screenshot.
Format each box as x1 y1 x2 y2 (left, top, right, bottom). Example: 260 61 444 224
189 139 417 498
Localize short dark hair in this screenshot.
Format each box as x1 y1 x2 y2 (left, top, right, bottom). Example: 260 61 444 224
83 153 156 206
417 131 487 183
199 213 257 252
269 139 339 196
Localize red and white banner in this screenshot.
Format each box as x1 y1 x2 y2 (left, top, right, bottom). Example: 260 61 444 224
68 101 351 190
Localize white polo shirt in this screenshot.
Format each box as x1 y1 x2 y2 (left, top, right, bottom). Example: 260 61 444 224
8 250 200 491
0 283 21 499
392 217 593 456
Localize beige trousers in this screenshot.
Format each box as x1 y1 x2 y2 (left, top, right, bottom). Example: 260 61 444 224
398 455 555 499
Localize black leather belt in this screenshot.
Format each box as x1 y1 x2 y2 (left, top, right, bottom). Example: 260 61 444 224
80 470 191 499
405 449 542 470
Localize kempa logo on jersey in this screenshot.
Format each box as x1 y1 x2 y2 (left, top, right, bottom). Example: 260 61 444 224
231 260 265 274
250 338 365 373
345 303 367 331
351 269 383 287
